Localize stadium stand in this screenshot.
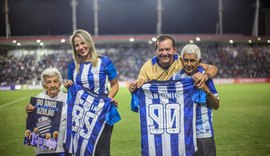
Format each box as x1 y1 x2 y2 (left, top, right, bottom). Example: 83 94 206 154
0 35 270 86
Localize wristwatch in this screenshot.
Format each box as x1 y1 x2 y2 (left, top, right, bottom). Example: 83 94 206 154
204 73 212 80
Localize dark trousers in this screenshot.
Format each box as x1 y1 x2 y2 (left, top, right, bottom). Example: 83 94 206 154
37 152 68 156
195 137 216 156
94 124 114 156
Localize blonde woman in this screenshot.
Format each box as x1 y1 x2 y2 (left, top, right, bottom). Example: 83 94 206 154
65 29 119 156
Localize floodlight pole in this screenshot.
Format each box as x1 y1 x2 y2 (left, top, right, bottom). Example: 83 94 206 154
218 0 223 35
71 0 78 32
156 0 162 35
93 0 99 36
252 0 260 36
4 0 11 38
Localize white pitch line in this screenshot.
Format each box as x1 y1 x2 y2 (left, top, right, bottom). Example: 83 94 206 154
0 97 28 109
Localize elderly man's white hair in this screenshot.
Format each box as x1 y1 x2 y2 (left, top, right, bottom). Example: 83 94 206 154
180 44 201 60
41 67 63 86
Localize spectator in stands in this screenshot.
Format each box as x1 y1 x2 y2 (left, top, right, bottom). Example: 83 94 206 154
128 34 218 92
64 29 119 156
25 67 69 156
172 44 220 156
1 41 269 85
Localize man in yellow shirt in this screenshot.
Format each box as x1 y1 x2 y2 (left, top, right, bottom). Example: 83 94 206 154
129 34 218 92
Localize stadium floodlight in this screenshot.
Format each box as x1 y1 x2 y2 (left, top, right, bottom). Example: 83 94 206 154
129 38 135 42
152 37 157 42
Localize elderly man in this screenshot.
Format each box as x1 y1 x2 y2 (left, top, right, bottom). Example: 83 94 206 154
25 67 69 156
128 34 218 92
173 44 220 156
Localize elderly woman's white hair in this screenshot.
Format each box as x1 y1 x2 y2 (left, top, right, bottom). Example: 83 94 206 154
40 67 63 86
180 44 201 60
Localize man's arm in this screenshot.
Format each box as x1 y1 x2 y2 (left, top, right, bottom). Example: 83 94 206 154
193 63 218 87
128 61 149 93
206 92 220 110
201 83 220 110
200 63 218 81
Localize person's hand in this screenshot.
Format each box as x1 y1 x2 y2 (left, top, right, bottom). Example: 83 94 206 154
199 82 210 94
128 82 137 93
64 80 73 89
192 72 205 88
110 98 118 107
25 104 34 113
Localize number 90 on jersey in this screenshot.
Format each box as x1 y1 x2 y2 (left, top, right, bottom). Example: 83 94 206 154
148 103 181 135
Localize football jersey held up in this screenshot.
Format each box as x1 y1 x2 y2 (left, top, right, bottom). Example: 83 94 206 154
65 84 120 156
131 79 205 156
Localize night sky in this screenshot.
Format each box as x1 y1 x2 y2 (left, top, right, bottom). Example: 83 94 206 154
0 0 270 36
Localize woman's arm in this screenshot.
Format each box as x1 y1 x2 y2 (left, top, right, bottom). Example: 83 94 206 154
108 78 119 99
108 78 119 107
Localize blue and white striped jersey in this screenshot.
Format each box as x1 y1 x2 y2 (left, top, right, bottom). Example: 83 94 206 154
131 79 203 156
65 84 121 156
172 67 219 138
68 56 118 94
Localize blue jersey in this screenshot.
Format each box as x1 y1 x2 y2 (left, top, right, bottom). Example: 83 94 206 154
131 79 204 156
172 67 219 138
196 78 218 138
68 56 118 94
65 84 121 156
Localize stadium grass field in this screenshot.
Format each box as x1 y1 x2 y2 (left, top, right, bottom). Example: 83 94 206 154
0 83 269 156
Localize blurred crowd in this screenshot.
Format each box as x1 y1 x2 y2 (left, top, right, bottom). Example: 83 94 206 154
199 44 270 78
0 43 270 85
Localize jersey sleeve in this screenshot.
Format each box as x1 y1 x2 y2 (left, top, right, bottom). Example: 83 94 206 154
206 79 218 97
137 59 152 85
67 62 76 81
131 93 139 112
104 56 118 80
105 105 121 126
192 89 207 104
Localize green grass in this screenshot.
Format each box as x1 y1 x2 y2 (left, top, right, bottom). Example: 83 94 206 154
213 84 270 156
0 83 270 156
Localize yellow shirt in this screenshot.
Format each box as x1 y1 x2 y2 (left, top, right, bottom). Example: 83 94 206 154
137 54 183 86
